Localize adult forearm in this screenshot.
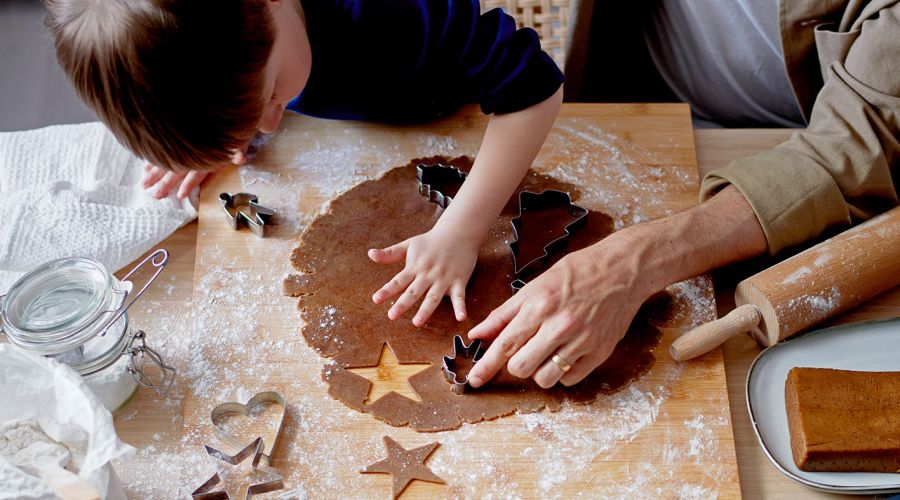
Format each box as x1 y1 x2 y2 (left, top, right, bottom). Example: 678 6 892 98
592 185 768 298
437 86 564 239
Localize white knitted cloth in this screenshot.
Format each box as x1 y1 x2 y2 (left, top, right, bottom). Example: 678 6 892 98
0 123 197 293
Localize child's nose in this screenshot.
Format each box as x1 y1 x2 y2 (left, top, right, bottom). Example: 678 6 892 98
258 103 285 134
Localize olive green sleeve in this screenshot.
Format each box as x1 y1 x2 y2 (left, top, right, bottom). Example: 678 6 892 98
700 4 900 255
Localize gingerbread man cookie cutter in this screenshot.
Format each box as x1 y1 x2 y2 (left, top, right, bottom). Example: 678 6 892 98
218 192 277 238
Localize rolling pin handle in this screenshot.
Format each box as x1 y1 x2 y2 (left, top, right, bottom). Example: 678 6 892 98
669 304 762 362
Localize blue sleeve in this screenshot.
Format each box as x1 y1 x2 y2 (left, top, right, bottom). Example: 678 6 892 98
447 5 564 114
291 0 564 121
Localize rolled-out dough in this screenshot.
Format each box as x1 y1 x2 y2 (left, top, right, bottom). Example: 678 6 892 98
285 157 676 432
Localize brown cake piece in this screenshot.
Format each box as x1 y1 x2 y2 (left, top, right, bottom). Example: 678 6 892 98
785 367 900 472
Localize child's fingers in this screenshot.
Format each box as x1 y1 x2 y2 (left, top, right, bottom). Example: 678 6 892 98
450 282 467 321
153 171 185 199
142 166 166 189
372 269 414 304
367 241 408 264
144 163 155 172
231 149 247 165
387 276 428 320
412 282 447 327
177 171 208 199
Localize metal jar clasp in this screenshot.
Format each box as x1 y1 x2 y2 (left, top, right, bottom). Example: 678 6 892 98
127 330 176 396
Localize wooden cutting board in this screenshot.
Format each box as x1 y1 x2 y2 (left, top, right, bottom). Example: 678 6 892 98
180 104 740 498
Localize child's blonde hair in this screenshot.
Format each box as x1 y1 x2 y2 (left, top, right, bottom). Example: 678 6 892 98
45 0 275 170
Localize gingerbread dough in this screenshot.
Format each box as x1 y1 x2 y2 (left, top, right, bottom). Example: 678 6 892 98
285 157 677 432
361 436 444 498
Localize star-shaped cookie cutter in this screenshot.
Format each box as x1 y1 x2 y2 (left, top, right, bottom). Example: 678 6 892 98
219 192 277 238
508 190 588 287
416 163 467 209
441 335 485 395
192 437 284 499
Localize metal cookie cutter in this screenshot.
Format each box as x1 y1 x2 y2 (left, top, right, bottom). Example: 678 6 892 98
416 163 467 209
210 391 287 466
442 335 486 395
508 190 588 291
219 192 276 238
192 437 284 499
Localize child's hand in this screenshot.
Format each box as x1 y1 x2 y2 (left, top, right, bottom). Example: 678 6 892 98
142 164 211 200
142 148 248 200
369 227 479 326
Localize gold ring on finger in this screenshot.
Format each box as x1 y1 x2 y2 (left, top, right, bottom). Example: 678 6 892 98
550 353 572 373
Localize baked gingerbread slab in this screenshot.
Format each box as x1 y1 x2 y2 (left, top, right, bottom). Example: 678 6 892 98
785 367 900 472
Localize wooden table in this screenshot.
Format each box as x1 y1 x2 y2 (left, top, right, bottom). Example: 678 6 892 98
107 114 898 498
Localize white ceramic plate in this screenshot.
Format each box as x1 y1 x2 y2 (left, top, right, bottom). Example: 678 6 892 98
746 317 900 494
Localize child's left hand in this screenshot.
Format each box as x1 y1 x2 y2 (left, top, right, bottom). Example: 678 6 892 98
369 226 478 326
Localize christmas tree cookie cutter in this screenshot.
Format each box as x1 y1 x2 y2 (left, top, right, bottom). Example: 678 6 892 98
416 163 467 209
508 190 588 291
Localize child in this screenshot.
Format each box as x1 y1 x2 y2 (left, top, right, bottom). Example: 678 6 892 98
45 0 564 326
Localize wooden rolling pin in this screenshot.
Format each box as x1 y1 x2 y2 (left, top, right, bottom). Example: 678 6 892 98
670 205 900 361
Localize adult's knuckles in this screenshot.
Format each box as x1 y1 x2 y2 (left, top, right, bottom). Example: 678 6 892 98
495 337 519 358
507 360 529 379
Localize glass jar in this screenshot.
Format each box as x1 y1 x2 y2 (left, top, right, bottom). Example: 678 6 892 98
1 249 176 411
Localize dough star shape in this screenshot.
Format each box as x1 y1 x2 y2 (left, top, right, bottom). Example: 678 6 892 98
361 436 445 498
285 156 683 431
192 437 284 499
347 343 431 403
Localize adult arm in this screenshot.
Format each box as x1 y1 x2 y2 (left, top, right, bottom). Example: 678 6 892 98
467 185 767 388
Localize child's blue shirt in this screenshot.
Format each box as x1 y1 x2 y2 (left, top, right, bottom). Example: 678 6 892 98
288 0 564 123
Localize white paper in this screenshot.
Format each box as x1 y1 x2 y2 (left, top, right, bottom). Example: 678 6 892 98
0 345 134 499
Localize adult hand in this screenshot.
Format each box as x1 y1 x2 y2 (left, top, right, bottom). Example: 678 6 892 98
466 185 770 389
369 225 478 327
466 236 653 389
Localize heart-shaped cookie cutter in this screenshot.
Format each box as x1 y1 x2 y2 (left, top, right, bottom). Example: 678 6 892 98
210 391 287 464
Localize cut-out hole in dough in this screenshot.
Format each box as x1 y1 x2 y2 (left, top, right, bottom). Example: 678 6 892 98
347 343 431 404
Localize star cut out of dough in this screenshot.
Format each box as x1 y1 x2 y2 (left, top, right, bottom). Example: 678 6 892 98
347 343 431 404
361 436 445 498
192 437 284 499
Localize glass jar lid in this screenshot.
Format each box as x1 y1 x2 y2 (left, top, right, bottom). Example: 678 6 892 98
1 257 129 355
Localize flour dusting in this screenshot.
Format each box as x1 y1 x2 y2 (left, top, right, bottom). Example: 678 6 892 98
782 266 811 284
111 119 733 497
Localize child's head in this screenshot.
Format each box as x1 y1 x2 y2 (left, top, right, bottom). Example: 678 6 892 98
45 0 310 170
